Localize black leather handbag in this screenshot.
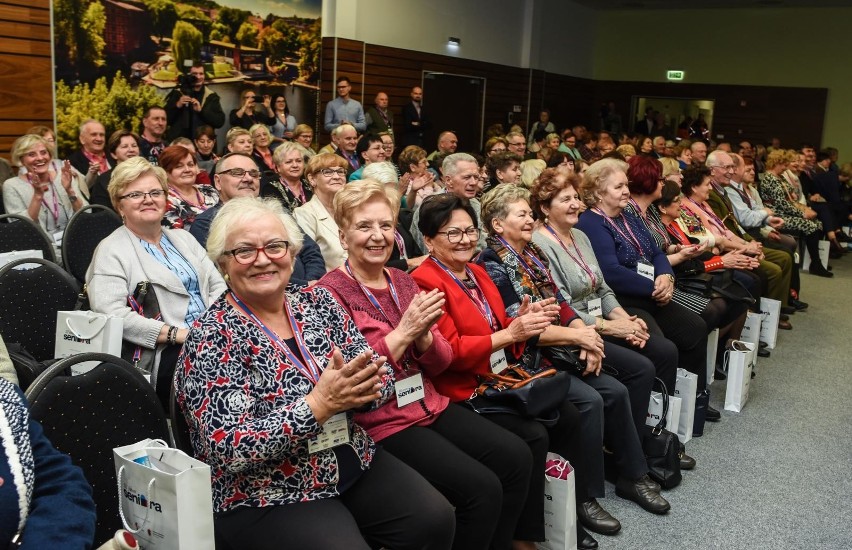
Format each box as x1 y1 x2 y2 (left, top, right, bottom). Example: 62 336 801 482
541 345 585 373
643 378 682 489
121 281 162 375
466 364 571 426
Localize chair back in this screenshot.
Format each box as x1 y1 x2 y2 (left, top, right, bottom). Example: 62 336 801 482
26 353 171 545
0 258 80 361
61 205 122 283
0 213 58 263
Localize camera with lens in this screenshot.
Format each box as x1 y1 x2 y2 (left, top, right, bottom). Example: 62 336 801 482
177 73 199 95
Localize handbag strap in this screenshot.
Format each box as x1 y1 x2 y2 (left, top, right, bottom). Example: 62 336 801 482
116 465 157 534
651 377 669 434
64 312 109 340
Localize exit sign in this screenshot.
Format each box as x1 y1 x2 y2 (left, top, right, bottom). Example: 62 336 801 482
667 70 685 81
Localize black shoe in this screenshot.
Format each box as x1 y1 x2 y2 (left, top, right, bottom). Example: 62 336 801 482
780 313 790 321
789 297 809 311
577 524 599 550
759 341 769 349
679 450 696 470
578 499 621 535
706 406 721 422
810 262 834 278
780 305 796 315
615 475 671 514
758 347 770 358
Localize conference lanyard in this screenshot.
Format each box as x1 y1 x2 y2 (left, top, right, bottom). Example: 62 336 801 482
543 224 597 289
344 261 401 325
393 230 408 260
493 235 553 286
430 256 498 331
684 196 727 234
230 292 322 384
41 184 60 224
593 207 650 261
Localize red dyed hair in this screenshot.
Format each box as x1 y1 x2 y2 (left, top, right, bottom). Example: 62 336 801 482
626 155 662 196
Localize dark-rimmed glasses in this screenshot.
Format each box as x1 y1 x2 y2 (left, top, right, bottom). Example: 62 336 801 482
225 240 290 264
436 227 480 243
119 190 165 201
217 168 262 179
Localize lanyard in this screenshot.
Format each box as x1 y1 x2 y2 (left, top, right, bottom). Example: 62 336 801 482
543 225 597 289
169 185 208 211
344 261 401 325
40 183 59 224
593 208 649 260
230 292 322 383
629 198 669 247
493 235 553 285
393 230 408 260
430 256 498 331
685 196 727 233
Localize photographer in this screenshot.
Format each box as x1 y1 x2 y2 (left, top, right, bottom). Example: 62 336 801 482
165 61 226 141
229 89 275 130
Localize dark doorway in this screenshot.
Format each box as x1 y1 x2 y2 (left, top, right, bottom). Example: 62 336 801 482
422 72 485 153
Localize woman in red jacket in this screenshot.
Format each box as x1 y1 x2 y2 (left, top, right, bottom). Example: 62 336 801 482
411 193 596 550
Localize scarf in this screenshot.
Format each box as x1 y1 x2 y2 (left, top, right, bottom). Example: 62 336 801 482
0 380 34 540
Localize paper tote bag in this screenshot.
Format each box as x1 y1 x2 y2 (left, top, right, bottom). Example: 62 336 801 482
55 310 124 374
114 439 215 550
740 311 762 348
724 342 754 413
647 392 681 433
536 453 577 550
674 369 698 445
758 297 781 350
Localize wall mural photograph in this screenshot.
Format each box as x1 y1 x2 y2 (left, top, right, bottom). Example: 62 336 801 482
52 0 322 157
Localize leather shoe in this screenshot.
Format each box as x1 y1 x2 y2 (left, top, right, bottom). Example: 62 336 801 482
809 262 834 278
759 341 769 348
615 475 670 514
577 499 621 535
706 406 721 422
780 305 796 315
577 524 598 549
679 449 696 470
778 319 793 330
757 347 770 358
789 297 809 311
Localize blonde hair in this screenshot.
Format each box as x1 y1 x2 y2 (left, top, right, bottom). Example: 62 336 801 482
226 127 251 146
659 157 681 177
580 157 628 207
480 183 531 236
107 157 168 211
10 134 52 167
332 179 400 229
207 196 303 267
765 149 789 170
520 159 546 188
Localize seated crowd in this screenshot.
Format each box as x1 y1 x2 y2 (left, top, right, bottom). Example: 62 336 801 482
2 82 851 550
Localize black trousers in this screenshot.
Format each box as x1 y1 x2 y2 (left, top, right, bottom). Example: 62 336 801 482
214 448 456 550
484 400 584 542
605 329 679 398
565 341 654 497
619 296 709 390
380 403 532 550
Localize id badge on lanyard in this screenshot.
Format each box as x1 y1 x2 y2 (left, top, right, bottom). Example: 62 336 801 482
587 297 603 317
308 413 351 453
637 262 655 281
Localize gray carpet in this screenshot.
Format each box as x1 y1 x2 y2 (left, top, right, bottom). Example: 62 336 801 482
596 258 852 550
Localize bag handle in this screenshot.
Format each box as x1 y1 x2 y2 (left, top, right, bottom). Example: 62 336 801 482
651 377 669 434
64 312 109 340
116 465 156 534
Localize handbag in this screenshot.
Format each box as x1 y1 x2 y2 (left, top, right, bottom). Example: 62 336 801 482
114 438 214 550
540 345 584 373
642 378 682 489
122 281 162 376
677 270 755 305
466 364 571 426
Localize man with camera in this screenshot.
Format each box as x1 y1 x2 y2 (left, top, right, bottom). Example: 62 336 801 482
165 61 226 141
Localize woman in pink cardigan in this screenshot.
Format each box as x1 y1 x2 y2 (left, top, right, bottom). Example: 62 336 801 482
318 180 533 550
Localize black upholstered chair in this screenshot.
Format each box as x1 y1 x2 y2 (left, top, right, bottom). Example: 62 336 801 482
26 353 171 546
61 205 122 283
0 258 80 362
0 213 58 263
170 382 194 455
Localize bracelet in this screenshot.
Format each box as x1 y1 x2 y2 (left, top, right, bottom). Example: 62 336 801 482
664 274 675 284
595 317 605 333
68 194 78 202
167 325 178 345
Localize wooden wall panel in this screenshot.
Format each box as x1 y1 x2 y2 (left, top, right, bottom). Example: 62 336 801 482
0 0 52 160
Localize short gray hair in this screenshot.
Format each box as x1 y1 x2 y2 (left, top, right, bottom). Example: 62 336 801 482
442 152 477 178
480 184 531 236
332 123 356 138
272 141 305 166
361 161 398 184
207 197 304 269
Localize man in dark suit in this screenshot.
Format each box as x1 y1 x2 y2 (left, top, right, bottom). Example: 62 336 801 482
634 107 655 136
401 86 429 148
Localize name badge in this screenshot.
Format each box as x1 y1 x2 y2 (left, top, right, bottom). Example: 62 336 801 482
637 262 655 281
52 230 64 246
395 372 425 407
587 298 603 317
490 349 509 373
308 413 350 454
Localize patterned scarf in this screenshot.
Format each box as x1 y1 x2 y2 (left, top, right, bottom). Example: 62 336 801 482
487 236 557 309
0 380 34 539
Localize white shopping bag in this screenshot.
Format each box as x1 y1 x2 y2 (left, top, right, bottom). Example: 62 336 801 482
114 439 214 550
758 297 781 350
801 239 830 272
705 328 719 386
537 453 577 550
647 392 681 433
0 249 44 270
724 341 754 413
55 310 124 374
674 369 698 445
740 312 762 348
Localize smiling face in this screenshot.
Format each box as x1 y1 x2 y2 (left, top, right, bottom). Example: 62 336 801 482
20 142 53 179
341 198 395 272
598 170 631 215
496 161 521 185
338 126 358 153
228 134 253 154
424 208 478 272
542 179 582 230
222 213 293 305
113 135 140 162
308 165 347 201
167 154 199 187
80 122 106 154
691 176 713 202
116 173 167 233
214 155 260 202
361 141 387 165
444 160 480 199
492 199 535 248
295 130 313 149
276 149 304 184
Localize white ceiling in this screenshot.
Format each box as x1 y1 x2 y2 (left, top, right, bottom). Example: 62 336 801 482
571 0 852 10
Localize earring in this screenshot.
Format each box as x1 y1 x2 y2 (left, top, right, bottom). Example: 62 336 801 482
223 273 230 283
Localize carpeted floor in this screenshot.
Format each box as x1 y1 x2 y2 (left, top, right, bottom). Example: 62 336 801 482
595 257 852 550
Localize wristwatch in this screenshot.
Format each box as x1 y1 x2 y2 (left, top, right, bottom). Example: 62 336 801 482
68 194 79 202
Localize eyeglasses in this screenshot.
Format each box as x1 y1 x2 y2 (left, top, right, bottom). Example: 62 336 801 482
119 189 165 201
319 168 347 177
436 227 481 243
225 240 290 264
217 168 262 178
